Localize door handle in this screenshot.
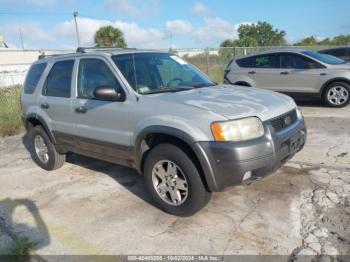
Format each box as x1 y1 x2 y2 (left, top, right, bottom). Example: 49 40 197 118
75 106 87 114
40 103 49 109
320 73 327 76
248 71 256 74
280 71 289 75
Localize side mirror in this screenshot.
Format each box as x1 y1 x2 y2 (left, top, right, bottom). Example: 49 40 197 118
93 86 126 102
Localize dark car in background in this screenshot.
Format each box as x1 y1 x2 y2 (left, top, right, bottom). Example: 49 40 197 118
319 47 350 62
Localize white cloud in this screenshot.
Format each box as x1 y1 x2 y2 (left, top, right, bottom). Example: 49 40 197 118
193 17 237 42
166 20 193 35
191 2 212 17
0 22 51 48
104 0 159 16
55 17 165 47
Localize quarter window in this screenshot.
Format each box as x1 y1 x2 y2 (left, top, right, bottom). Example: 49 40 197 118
23 63 47 94
44 60 74 98
77 59 122 99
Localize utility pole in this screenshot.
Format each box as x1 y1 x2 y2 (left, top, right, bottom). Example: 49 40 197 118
73 11 81 47
19 28 24 50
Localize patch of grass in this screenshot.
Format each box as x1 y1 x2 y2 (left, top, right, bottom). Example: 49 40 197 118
0 85 24 137
9 237 36 257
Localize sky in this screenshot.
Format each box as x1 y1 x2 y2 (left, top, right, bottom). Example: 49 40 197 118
0 0 349 50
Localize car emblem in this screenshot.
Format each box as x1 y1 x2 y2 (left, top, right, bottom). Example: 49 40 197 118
284 116 292 126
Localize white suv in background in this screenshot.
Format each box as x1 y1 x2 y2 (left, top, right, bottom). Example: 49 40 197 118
224 49 350 107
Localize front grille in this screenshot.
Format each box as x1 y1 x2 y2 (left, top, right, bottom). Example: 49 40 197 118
270 110 297 132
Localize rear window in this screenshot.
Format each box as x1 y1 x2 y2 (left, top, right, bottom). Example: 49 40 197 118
236 55 278 68
252 54 278 68
23 63 47 94
43 60 74 98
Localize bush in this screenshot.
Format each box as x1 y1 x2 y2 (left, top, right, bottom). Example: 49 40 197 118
0 85 24 136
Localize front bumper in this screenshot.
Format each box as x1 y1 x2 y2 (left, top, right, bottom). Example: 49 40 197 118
196 114 306 191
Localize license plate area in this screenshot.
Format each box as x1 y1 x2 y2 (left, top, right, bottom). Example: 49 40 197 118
289 132 304 154
280 131 305 163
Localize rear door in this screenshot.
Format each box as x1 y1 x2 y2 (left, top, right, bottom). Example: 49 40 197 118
38 59 76 146
277 53 324 93
244 54 282 91
70 57 132 162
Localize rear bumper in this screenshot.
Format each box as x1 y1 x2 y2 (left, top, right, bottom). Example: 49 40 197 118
196 115 306 191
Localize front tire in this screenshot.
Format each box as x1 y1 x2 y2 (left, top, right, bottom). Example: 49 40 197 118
323 82 350 108
144 143 211 216
29 126 65 170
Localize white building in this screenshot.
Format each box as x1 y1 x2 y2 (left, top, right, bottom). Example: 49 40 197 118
0 48 73 87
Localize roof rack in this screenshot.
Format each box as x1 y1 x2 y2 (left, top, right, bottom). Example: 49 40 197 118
38 53 62 60
76 46 137 53
38 51 77 60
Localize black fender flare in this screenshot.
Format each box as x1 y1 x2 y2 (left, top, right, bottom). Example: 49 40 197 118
133 125 218 191
24 113 56 144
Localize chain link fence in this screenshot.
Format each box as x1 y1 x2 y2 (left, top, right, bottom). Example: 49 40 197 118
0 45 334 89
0 45 340 136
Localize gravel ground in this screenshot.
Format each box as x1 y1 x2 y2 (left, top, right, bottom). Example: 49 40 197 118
0 101 349 259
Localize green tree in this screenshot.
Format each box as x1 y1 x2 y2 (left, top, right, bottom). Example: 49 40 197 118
237 21 286 46
317 37 332 46
94 26 127 48
220 39 236 48
331 35 350 45
294 36 318 46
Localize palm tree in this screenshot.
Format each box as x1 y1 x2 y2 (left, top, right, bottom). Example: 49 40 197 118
94 26 127 48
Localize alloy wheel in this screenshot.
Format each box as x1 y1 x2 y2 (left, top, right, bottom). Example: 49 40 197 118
151 160 188 206
34 135 49 163
327 86 349 106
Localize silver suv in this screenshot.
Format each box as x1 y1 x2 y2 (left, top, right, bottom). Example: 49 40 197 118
21 47 306 216
224 49 350 107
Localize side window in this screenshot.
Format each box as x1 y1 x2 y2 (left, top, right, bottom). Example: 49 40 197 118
23 63 47 94
236 57 254 68
329 49 346 57
252 55 278 68
44 60 74 98
280 54 322 69
78 59 122 99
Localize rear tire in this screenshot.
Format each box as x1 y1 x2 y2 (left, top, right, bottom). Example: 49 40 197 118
29 126 65 171
323 82 350 108
143 143 211 216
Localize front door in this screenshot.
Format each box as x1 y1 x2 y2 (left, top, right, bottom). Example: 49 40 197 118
71 57 132 162
276 53 324 93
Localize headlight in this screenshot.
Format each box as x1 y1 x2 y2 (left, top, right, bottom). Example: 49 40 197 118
296 108 303 120
211 117 264 142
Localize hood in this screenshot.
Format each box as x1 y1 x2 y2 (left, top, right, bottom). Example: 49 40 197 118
328 63 350 70
152 85 296 121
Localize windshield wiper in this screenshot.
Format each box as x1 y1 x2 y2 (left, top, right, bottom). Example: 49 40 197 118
142 87 188 95
189 82 218 88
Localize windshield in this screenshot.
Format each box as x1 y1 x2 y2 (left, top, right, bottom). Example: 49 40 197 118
112 53 215 94
303 50 346 65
